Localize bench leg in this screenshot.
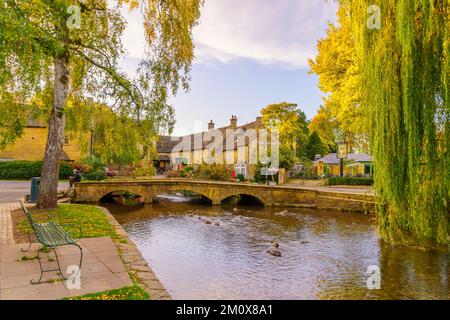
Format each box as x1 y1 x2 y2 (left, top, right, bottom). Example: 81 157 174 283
73 243 83 277
31 246 67 284
21 230 32 252
52 247 68 281
50 244 83 281
31 244 83 284
31 246 46 284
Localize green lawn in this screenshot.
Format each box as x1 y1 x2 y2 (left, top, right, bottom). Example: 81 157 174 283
19 204 121 241
65 286 149 300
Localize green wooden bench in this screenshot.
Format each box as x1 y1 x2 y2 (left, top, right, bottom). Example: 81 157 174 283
19 201 83 284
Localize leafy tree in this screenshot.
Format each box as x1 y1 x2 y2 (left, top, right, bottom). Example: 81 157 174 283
305 131 326 161
279 145 296 170
308 106 337 153
260 102 309 157
0 91 27 149
0 0 202 208
345 0 449 246
309 3 369 152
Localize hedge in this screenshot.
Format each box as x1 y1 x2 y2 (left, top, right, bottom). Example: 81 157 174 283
83 170 106 181
326 177 374 186
0 161 73 180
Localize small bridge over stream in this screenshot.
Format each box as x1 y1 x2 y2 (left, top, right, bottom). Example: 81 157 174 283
73 179 375 213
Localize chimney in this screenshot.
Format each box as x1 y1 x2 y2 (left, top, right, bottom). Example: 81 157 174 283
208 120 215 130
230 115 237 129
256 116 263 127
315 154 322 161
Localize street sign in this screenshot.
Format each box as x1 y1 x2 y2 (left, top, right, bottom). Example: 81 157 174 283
337 142 348 159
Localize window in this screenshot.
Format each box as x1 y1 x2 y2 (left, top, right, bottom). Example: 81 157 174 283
64 136 70 145
175 157 188 165
364 164 372 175
235 162 247 178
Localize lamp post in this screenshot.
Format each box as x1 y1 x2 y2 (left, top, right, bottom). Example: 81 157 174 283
337 141 348 177
89 118 94 156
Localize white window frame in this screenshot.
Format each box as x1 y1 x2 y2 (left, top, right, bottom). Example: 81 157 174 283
234 162 247 178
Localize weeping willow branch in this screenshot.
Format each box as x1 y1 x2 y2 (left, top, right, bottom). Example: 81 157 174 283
346 0 449 246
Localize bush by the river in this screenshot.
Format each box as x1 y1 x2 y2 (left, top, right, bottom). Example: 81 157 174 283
83 170 106 181
326 177 374 186
0 160 73 180
193 164 231 181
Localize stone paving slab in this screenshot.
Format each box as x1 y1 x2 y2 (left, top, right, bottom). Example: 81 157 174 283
0 237 132 300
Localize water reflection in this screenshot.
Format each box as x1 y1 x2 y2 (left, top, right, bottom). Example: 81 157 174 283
104 197 449 300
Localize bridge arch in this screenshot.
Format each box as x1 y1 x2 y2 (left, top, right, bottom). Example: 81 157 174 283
99 190 144 203
220 193 265 206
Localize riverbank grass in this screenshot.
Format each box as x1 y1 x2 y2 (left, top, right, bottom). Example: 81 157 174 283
65 285 149 300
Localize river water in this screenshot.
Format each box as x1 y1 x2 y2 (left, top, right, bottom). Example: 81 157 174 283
103 193 449 300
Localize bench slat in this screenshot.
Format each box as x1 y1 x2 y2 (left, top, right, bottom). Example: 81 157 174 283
35 223 75 246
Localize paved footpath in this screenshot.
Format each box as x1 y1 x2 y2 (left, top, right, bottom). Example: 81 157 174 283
0 181 69 203
0 193 170 299
0 202 136 300
284 183 375 195
0 237 132 300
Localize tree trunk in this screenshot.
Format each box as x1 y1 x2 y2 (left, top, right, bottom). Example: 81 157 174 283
36 55 70 209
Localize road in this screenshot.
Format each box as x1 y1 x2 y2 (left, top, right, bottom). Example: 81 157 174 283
0 181 69 203
284 183 375 195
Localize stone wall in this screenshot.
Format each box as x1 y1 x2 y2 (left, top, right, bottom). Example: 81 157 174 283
0 127 87 161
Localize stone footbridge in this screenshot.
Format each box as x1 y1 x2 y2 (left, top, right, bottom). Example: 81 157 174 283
73 179 375 213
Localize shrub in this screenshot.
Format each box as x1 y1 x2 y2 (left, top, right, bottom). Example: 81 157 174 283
166 170 181 178
132 163 156 178
0 160 73 180
73 164 93 173
326 177 374 186
180 165 194 178
83 170 106 181
192 164 231 181
236 173 245 182
79 156 105 171
59 162 74 179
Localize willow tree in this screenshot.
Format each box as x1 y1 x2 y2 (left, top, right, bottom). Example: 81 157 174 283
0 0 202 208
346 0 449 246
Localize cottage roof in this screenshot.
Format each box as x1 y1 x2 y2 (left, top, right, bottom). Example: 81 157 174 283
156 119 263 154
315 153 372 164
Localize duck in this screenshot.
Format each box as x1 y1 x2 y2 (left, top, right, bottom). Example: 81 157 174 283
266 242 281 257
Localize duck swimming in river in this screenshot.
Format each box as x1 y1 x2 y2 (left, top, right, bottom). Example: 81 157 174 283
267 242 281 257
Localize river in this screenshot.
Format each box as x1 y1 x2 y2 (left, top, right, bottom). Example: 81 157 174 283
103 193 449 300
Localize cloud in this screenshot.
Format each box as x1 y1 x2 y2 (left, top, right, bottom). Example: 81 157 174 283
114 0 338 69
193 0 338 69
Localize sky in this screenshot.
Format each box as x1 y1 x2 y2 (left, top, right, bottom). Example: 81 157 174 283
116 0 338 135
